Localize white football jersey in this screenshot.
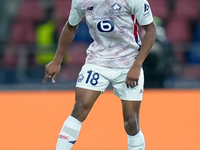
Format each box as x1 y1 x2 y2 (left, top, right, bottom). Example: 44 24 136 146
69 0 153 68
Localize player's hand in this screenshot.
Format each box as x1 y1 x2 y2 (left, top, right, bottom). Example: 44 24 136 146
42 60 61 84
125 64 141 88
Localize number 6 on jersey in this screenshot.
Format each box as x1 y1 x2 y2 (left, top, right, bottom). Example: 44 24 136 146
97 20 114 32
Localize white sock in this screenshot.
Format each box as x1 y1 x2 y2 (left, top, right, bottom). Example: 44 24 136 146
128 130 145 150
56 115 82 150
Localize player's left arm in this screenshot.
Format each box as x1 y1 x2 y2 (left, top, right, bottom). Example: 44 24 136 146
126 22 157 88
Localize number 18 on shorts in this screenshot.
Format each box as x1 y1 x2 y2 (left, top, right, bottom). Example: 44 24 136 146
75 64 144 101
76 65 110 92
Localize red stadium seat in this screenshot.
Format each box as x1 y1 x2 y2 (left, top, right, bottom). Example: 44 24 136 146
18 0 44 21
148 0 168 20
173 0 199 20
182 65 200 79
3 46 18 67
54 0 71 21
9 20 35 44
165 17 191 43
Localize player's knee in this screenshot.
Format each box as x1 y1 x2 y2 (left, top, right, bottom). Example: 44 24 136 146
71 99 91 121
124 115 140 135
124 116 138 129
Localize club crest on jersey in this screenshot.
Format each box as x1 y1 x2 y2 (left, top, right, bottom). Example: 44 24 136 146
77 74 84 82
111 3 121 13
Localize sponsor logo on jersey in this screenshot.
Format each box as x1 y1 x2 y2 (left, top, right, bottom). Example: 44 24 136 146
87 6 94 11
77 74 84 82
112 3 121 13
143 3 150 17
97 20 115 32
144 3 150 12
93 16 111 21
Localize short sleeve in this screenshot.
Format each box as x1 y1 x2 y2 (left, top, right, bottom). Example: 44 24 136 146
68 0 85 26
126 0 153 26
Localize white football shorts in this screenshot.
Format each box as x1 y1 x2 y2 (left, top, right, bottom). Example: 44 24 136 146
76 64 144 101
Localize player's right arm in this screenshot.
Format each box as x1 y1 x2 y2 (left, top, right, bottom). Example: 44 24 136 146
43 0 85 84
42 22 78 83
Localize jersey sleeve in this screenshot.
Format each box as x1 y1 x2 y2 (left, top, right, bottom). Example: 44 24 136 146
68 0 85 26
127 0 153 25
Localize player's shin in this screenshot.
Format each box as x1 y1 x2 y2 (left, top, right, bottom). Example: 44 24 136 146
56 115 82 150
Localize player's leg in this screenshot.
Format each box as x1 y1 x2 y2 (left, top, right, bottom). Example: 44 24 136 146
56 64 110 150
121 100 145 150
72 87 101 121
121 100 141 135
56 87 101 150
113 67 145 150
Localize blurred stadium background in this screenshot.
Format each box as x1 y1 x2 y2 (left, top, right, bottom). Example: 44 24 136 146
0 0 200 90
